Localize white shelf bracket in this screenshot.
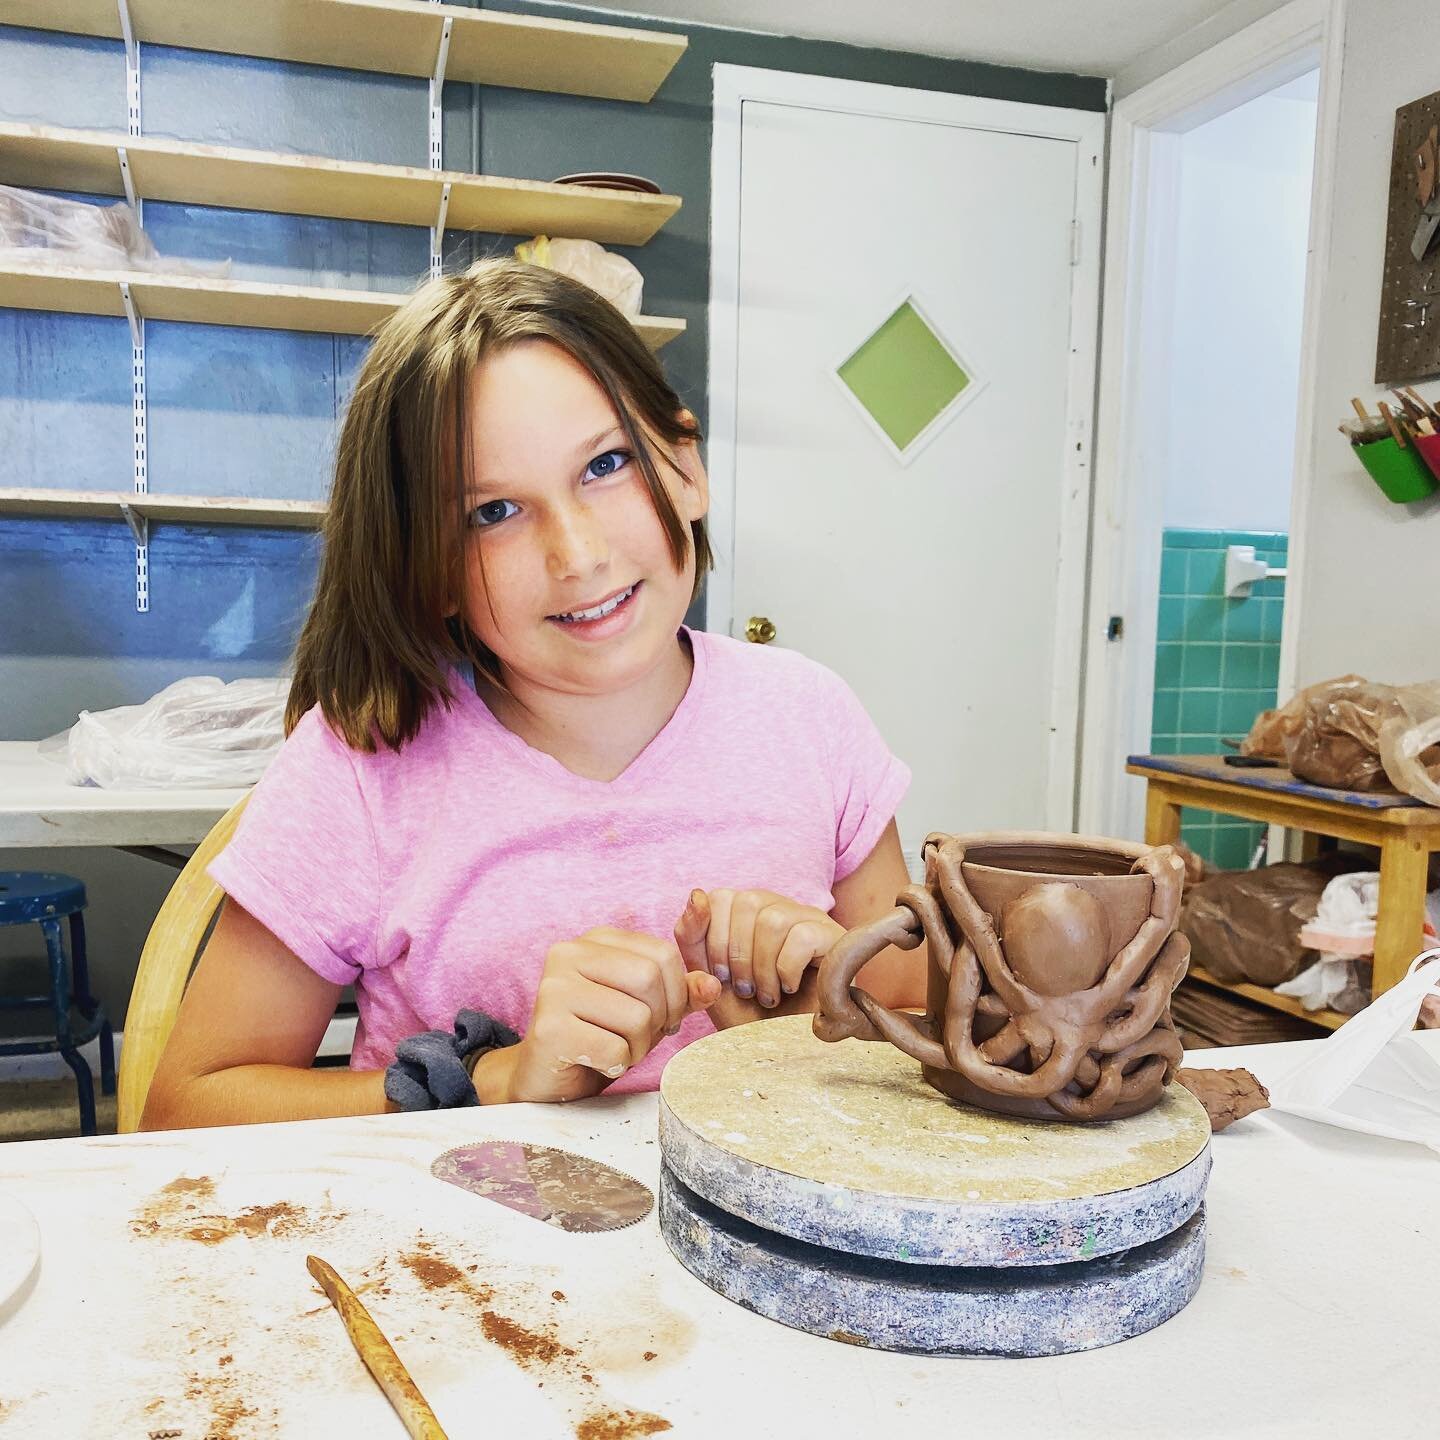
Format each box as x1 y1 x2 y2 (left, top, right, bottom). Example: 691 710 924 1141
118 501 149 550
428 14 453 279
118 279 142 348
117 0 141 133
431 181 452 278
116 146 139 211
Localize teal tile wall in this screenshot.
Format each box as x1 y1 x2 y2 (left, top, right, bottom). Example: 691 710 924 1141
1151 528 1288 870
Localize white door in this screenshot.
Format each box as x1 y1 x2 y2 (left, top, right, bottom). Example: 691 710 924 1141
710 69 1103 867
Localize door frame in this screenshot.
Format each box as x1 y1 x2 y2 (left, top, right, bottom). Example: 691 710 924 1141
706 64 1106 829
1076 0 1346 840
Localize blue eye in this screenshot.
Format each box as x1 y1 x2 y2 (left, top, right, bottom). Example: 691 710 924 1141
469 498 519 528
584 449 632 482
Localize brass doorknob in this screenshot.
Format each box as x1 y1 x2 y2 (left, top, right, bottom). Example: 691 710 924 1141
745 616 777 645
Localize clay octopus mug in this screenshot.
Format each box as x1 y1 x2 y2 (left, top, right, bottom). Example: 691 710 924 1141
814 832 1191 1123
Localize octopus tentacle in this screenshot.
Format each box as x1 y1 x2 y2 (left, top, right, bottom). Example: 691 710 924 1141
929 838 1041 1017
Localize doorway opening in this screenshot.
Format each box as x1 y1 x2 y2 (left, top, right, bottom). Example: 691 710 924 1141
1080 0 1336 852
1147 68 1318 868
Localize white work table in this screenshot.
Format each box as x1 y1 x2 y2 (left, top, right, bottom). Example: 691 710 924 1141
0 740 246 852
0 1038 1435 1439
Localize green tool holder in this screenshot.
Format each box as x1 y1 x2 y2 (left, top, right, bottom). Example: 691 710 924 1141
1353 436 1439 504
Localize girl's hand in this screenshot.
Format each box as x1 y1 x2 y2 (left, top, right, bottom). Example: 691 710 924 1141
483 928 721 1104
674 889 844 1023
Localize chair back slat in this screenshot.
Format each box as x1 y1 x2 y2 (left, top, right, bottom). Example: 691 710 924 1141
117 796 249 1133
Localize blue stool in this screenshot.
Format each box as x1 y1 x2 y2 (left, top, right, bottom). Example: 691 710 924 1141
0 872 115 1136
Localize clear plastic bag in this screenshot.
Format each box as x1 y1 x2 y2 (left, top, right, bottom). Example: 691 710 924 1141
0 184 230 278
48 677 289 790
1377 682 1440 806
513 234 643 316
1242 675 1440 802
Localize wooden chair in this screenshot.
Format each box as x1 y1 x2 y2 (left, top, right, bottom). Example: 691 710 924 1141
116 796 249 1133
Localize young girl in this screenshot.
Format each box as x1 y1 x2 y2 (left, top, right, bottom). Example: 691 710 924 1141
142 260 924 1128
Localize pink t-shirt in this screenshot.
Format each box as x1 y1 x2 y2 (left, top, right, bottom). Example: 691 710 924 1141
208 628 909 1093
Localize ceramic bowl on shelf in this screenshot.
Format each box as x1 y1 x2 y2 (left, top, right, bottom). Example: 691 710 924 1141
551 171 662 194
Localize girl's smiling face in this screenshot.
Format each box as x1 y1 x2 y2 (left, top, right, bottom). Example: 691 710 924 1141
457 339 708 697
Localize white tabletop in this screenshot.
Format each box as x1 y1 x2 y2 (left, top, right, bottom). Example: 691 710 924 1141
0 741 247 849
0 1040 1435 1439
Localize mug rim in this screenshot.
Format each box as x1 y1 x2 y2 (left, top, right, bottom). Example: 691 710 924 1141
924 831 1158 886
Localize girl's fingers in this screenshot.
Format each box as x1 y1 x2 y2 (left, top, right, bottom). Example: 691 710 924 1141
685 970 722 1011
725 891 765 1001
542 1014 635 1084
751 901 799 1009
704 889 735 986
774 920 830 997
587 933 694 1036
674 890 712 975
564 972 662 1071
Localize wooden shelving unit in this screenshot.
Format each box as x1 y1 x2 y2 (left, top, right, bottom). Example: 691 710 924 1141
1186 965 1348 1033
0 261 685 346
0 123 682 245
0 488 326 529
1 0 687 102
2 0 690 582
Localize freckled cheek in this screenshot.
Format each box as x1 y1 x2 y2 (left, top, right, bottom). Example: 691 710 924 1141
460 533 549 637
603 483 675 562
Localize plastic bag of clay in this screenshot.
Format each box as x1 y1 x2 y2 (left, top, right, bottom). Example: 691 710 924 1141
52 676 289 789
1266 952 1440 1153
1376 682 1440 806
1283 676 1397 790
1239 674 1365 759
0 184 230 278
514 234 643 316
1179 856 1370 987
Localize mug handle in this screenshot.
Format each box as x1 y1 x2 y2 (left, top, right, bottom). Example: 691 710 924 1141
814 904 949 1069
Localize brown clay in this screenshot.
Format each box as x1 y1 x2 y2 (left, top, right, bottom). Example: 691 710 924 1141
815 832 1191 1122
1174 1067 1271 1131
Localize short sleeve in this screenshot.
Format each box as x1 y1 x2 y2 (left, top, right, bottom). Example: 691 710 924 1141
818 667 911 883
207 706 380 985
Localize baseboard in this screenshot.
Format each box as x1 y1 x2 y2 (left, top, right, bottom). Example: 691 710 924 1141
0 1013 358 1084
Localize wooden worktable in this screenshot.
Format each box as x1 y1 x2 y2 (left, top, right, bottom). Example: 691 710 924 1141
1128 754 1440 1014
2 1038 1438 1437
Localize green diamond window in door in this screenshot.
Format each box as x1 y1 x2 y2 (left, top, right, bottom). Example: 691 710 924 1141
837 298 974 456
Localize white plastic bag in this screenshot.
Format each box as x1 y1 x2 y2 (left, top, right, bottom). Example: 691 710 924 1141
56 676 288 790
513 234 643 316
1277 879 1440 1014
1266 952 1440 1153
0 184 230 278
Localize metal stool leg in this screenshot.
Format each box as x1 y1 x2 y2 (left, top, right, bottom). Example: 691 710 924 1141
42 916 96 1137
69 912 114 1096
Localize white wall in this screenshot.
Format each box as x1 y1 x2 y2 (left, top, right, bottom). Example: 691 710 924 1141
1162 80 1317 531
1295 0 1440 685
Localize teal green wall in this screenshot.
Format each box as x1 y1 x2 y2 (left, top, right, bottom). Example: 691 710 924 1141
1151 528 1288 870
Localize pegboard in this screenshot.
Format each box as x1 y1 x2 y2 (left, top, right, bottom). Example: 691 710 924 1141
1376 88 1440 385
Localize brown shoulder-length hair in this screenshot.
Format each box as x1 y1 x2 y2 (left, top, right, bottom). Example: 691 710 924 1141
286 258 711 752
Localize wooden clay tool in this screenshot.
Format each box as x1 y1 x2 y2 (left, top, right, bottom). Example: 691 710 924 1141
307 1254 448 1440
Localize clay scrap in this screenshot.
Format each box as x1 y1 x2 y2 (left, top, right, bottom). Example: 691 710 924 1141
1174 1067 1271 1132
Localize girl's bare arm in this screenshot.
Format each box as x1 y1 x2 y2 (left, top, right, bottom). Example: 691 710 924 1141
139 899 391 1130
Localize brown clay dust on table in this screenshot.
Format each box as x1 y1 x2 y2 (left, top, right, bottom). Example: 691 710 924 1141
398 1235 675 1439
129 1174 349 1245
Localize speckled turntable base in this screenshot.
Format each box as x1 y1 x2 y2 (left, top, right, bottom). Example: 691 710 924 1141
657 1016 1211 1356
